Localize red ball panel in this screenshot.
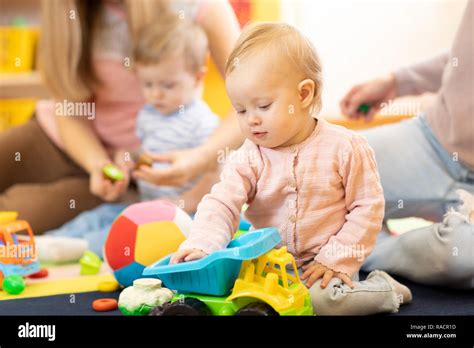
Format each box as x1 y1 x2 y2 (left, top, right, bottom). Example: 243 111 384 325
104 215 137 270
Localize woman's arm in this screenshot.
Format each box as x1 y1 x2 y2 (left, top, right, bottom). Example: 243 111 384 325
199 0 240 76
57 116 129 201
394 51 449 97
132 116 243 187
190 0 246 164
340 52 449 120
57 116 108 173
178 144 259 255
162 165 221 214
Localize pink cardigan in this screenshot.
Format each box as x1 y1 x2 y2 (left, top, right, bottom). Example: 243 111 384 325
180 118 385 276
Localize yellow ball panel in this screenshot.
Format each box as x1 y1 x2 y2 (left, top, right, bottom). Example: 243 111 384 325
135 221 186 266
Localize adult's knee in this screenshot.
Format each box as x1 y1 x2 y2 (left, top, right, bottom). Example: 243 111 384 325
430 215 474 288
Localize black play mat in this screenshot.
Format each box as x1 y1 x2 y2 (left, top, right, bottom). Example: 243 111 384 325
0 273 472 315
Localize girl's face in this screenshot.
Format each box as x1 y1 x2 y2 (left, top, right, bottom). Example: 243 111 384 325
225 53 316 149
136 55 201 115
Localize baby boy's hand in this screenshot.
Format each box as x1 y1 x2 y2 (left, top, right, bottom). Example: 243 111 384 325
301 262 354 289
170 249 207 264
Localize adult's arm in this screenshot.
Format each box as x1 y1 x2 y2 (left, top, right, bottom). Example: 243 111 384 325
57 116 109 174
199 0 246 155
394 51 450 97
200 0 240 76
57 116 129 201
340 52 449 119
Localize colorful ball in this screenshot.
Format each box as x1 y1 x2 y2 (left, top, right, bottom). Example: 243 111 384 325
104 200 191 287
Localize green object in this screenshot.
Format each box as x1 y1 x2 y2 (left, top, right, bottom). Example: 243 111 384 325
102 164 125 181
119 303 155 316
2 274 26 295
11 16 28 27
118 278 174 316
233 229 246 239
357 103 371 114
171 293 251 316
170 291 313 316
79 250 102 275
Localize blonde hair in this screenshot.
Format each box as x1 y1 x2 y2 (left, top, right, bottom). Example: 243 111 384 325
39 0 171 101
134 14 208 73
226 22 323 114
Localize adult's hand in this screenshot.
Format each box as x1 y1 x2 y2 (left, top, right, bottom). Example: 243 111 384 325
90 160 130 202
340 74 397 121
132 146 216 187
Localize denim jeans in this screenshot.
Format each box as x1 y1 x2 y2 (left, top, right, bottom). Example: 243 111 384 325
360 115 474 288
46 203 128 257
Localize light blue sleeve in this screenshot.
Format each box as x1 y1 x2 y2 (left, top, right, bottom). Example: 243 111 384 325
190 103 221 148
135 108 148 143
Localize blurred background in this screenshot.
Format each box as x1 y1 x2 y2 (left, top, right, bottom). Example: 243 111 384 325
0 0 468 132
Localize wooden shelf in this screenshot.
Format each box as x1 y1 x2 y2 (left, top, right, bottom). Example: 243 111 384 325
0 71 50 99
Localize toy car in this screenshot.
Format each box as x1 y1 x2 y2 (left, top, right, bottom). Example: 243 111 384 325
0 217 40 290
143 228 313 316
118 278 174 316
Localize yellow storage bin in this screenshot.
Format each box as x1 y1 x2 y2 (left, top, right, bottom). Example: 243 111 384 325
0 99 36 131
0 26 38 73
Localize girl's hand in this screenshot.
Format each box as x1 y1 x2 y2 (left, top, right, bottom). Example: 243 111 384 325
340 73 397 122
132 147 215 187
89 160 129 202
170 249 207 264
301 262 354 289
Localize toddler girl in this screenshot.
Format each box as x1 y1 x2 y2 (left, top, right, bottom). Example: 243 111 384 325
171 22 412 315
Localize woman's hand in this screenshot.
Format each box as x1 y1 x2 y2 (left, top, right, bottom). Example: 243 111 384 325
340 73 397 121
132 147 216 187
170 249 207 264
301 261 354 289
89 159 130 202
113 148 136 173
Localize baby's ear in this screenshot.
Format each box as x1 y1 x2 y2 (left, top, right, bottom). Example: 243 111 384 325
298 79 315 109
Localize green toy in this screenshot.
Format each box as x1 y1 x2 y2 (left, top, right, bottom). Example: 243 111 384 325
102 164 125 181
118 278 174 316
80 250 102 275
2 274 26 295
357 103 371 114
154 288 313 316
